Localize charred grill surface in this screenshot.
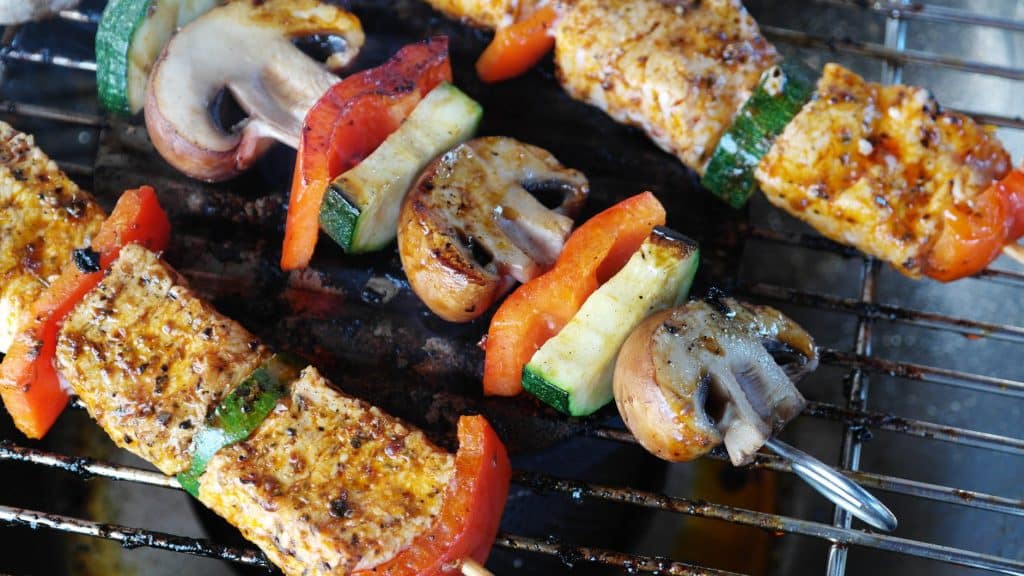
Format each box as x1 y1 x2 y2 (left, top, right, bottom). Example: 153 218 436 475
91 0 746 455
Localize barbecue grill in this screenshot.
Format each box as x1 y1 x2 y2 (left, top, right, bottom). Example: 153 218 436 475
1 0 1023 574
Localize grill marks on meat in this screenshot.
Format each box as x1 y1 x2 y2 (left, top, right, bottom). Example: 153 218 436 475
56 245 271 475
199 366 454 574
554 0 778 173
756 64 1011 276
56 245 459 573
0 120 105 352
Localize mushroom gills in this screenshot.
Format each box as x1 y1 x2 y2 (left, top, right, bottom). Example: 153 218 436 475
620 297 818 466
144 0 365 182
397 136 589 323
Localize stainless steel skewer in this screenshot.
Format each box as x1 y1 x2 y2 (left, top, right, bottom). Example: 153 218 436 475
765 437 898 532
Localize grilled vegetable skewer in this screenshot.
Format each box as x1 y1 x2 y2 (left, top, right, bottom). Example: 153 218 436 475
0 122 511 574
425 0 1024 281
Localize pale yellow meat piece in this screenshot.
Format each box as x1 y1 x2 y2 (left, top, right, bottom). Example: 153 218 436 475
56 244 270 475
554 0 777 172
756 64 1011 275
423 0 518 27
198 366 455 574
0 121 105 352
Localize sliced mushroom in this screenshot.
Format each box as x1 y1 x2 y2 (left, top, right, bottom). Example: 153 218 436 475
614 297 818 466
144 0 364 182
0 0 77 24
398 136 588 322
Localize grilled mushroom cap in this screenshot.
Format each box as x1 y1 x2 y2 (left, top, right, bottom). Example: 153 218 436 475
0 0 78 24
398 137 588 322
614 297 817 465
144 0 364 182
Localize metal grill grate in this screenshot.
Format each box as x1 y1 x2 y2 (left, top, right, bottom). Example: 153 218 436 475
1 1 1023 575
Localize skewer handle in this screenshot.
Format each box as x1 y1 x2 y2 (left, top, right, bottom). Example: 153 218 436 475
461 558 494 576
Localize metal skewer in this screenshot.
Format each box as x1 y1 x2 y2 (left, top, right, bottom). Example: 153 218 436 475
765 437 898 532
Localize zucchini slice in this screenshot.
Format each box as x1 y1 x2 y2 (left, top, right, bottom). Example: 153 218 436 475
701 59 818 209
177 354 303 497
523 227 700 416
96 0 220 115
319 82 483 254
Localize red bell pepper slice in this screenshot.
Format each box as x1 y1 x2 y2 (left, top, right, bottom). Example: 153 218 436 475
353 415 511 576
482 192 666 396
923 168 1024 282
0 186 171 439
475 5 558 84
281 37 453 270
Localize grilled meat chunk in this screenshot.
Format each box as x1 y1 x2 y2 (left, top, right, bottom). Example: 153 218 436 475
0 121 105 353
756 63 1011 276
423 0 518 28
199 365 455 574
56 244 270 475
554 0 778 172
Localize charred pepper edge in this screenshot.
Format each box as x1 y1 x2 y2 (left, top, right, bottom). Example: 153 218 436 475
701 58 819 209
177 353 304 497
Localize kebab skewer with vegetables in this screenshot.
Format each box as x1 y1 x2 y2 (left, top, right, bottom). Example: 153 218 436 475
426 0 1024 282
0 122 510 576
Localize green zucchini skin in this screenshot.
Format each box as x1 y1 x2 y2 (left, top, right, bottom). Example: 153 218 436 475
177 354 303 497
96 0 150 115
522 227 700 417
96 0 220 116
318 83 483 254
701 59 818 209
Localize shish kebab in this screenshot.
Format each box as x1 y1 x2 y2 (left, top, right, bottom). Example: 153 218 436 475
427 0 1024 282
0 121 509 576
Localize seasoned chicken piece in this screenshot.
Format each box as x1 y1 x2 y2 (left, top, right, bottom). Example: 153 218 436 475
0 121 105 353
198 366 455 574
554 0 777 173
0 0 78 24
424 0 518 27
56 245 270 475
756 64 1011 276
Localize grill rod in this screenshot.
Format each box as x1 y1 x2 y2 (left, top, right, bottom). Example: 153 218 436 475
816 0 1024 32
1 444 1021 574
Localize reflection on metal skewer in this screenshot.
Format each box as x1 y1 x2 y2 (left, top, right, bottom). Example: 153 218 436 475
765 437 898 532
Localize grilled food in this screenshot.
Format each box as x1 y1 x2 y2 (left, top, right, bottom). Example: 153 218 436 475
614 297 817 465
56 244 271 475
553 0 778 172
199 365 455 573
757 63 1012 277
0 121 105 353
398 136 588 322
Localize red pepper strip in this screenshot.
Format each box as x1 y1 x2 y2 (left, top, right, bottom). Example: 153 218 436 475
281 37 453 270
353 415 511 575
0 186 170 439
923 168 1024 282
476 5 557 84
482 192 666 396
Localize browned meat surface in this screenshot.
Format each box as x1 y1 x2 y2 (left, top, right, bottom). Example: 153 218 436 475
422 0 518 28
56 244 270 475
198 366 455 574
554 0 777 173
756 63 1011 276
0 120 105 352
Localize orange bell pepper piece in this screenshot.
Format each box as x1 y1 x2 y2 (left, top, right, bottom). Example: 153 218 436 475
476 5 558 84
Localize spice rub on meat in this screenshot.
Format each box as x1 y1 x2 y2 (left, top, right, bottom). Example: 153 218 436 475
0 120 105 352
198 366 455 574
756 64 1011 276
554 0 778 173
56 244 270 475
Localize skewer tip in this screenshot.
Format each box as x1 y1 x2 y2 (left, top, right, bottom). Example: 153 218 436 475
461 558 494 576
